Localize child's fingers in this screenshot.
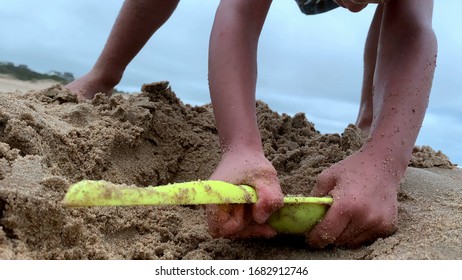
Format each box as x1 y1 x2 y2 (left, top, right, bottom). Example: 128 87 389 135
332 219 368 247
337 211 398 247
233 223 277 239
206 204 277 239
349 224 397 248
337 229 377 248
252 177 284 224
336 224 395 248
306 202 350 248
220 205 247 236
310 168 337 197
252 196 283 225
206 204 246 238
331 204 398 247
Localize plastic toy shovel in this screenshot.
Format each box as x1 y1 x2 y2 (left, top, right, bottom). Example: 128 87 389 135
62 180 332 234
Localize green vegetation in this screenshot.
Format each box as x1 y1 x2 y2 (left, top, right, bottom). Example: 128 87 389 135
0 61 75 84
1 61 130 93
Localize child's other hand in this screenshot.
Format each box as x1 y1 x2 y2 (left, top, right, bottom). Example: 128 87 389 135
335 0 368 12
335 0 388 12
206 149 284 239
307 149 399 248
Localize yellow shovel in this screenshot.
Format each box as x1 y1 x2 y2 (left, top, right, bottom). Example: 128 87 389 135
62 180 332 235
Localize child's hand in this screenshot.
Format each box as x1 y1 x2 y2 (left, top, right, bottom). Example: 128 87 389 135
206 149 284 239
307 149 399 248
335 0 368 12
335 0 389 12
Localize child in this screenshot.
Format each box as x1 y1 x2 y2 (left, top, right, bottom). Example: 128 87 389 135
66 0 179 100
207 0 437 248
68 0 438 248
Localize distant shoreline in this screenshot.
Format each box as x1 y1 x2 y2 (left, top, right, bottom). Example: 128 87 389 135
0 74 61 93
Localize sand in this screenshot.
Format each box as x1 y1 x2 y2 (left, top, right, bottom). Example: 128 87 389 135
0 74 59 93
0 81 460 260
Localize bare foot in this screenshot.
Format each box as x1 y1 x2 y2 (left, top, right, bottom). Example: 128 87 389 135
65 72 117 100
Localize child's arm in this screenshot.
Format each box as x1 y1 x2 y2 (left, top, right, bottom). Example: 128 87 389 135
308 0 437 248
207 0 283 238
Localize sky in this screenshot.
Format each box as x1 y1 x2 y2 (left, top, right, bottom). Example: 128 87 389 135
1 0 461 165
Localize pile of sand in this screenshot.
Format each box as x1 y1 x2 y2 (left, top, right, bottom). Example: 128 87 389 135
0 82 460 259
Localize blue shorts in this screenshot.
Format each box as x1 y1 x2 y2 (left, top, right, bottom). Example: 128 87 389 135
295 0 339 15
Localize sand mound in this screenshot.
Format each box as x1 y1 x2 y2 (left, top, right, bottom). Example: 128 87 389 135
0 83 460 259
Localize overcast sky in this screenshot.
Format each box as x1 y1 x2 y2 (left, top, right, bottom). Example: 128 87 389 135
1 0 461 165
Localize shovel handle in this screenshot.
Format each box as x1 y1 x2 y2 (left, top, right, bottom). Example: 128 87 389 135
62 180 332 207
62 180 333 234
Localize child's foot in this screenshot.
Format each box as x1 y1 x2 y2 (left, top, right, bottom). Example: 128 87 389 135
65 72 117 100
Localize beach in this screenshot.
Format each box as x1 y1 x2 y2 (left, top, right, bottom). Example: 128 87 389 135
1 80 461 259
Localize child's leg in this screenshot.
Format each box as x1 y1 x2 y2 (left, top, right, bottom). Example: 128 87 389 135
66 0 179 100
355 5 383 134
